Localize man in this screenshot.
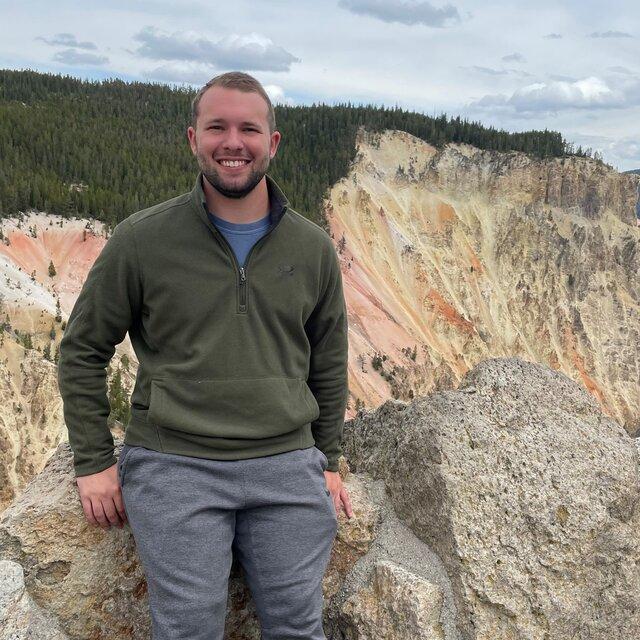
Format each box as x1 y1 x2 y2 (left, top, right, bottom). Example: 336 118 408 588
57 71 352 640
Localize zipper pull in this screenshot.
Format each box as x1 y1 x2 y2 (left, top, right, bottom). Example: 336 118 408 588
239 266 246 281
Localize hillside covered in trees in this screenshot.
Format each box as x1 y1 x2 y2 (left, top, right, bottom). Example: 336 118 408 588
0 68 609 232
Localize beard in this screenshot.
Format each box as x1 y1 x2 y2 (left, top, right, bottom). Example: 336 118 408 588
196 148 270 199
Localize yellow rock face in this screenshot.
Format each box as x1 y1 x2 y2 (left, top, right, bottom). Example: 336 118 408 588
327 129 639 435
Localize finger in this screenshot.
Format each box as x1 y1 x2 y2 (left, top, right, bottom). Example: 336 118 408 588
91 499 110 530
80 497 98 527
103 496 125 528
114 489 128 525
341 488 354 518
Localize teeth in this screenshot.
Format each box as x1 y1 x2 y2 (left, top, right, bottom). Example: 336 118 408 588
219 160 249 167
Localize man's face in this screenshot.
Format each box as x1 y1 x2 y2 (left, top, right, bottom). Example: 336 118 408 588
187 86 281 199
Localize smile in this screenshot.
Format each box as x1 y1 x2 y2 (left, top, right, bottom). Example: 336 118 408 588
218 159 250 168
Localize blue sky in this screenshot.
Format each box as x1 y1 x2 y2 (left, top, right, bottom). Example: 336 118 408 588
2 0 640 170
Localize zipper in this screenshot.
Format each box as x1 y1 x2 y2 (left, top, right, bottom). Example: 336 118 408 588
206 212 285 314
239 265 246 310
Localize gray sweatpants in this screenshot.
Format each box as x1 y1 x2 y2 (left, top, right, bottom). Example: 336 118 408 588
117 443 338 639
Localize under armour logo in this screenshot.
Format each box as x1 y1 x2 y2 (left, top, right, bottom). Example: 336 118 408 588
278 264 295 276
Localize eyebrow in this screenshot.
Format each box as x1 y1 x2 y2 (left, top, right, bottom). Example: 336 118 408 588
204 118 262 128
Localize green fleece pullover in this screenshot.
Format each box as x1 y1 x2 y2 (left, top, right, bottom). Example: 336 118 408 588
57 173 349 477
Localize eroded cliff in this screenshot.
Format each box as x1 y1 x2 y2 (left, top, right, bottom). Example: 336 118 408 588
330 129 640 433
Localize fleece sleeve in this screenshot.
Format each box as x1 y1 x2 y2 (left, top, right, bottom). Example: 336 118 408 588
304 238 349 472
57 219 141 477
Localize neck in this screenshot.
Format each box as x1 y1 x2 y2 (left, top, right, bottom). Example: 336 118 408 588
202 175 270 223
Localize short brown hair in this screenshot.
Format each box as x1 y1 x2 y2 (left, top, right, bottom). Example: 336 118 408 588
191 71 276 134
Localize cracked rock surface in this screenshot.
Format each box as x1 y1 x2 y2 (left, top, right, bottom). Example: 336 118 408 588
342 356 640 639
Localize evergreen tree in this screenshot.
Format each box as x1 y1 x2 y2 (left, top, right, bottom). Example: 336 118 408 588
0 68 600 233
108 365 131 425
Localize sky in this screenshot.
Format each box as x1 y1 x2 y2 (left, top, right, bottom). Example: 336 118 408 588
2 0 640 171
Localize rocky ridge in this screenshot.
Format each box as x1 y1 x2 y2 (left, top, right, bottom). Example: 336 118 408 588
328 129 639 433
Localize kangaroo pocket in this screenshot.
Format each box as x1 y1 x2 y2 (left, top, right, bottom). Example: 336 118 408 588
147 376 320 439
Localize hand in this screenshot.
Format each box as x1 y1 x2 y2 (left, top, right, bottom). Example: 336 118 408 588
324 470 353 519
75 463 128 530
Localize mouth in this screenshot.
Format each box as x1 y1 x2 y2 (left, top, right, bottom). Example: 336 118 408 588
217 159 251 170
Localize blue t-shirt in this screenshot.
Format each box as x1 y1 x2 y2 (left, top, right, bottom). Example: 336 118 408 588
207 210 271 269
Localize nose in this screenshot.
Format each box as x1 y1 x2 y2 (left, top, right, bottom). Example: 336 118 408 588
222 126 243 150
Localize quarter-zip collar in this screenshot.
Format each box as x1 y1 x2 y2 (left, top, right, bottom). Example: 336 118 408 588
189 171 290 232
189 171 291 315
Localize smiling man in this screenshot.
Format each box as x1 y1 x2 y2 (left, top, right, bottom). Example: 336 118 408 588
58 71 352 639
190 85 274 205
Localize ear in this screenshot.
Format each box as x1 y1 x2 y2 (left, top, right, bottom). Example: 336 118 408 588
269 130 282 160
187 126 197 155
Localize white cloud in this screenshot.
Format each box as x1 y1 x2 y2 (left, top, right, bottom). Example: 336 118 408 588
338 0 461 27
563 131 640 171
588 30 634 39
468 75 640 115
462 65 532 78
502 52 526 63
38 33 97 50
468 65 509 76
264 84 295 106
53 49 109 66
132 26 300 73
609 137 640 161
143 61 215 85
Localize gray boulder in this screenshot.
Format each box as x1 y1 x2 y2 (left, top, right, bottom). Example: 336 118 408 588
341 356 640 639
